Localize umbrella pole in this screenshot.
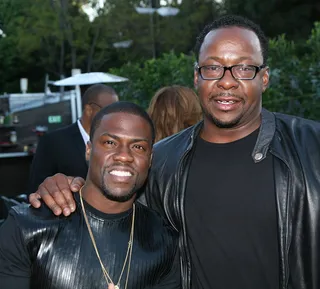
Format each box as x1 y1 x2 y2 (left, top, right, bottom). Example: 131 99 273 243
71 90 77 123
75 85 82 118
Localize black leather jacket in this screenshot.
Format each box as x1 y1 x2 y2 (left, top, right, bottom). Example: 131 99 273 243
145 108 320 289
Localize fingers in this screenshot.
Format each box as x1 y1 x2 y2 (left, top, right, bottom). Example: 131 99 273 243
38 173 75 216
38 183 62 216
69 177 85 192
28 192 42 208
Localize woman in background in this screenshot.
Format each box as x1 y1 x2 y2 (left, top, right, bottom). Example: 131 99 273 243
148 85 202 143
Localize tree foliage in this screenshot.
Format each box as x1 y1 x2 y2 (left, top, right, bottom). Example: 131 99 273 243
111 22 320 120
0 0 319 120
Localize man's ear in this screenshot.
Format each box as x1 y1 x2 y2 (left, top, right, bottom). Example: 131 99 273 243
262 66 270 92
194 68 199 90
84 104 93 118
85 141 92 162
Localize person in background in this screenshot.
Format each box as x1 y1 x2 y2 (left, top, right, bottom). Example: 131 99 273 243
27 84 118 194
0 102 180 289
147 85 202 142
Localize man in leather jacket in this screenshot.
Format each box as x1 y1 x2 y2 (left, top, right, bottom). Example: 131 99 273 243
29 15 320 289
1 102 180 289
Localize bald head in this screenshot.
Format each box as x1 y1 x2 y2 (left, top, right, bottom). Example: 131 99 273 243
81 84 119 132
82 84 118 110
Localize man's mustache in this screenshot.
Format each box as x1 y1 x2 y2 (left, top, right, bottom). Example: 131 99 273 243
209 92 243 100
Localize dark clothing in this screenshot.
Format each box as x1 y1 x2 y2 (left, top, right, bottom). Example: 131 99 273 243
0 196 180 289
28 123 88 194
144 108 320 289
186 130 279 289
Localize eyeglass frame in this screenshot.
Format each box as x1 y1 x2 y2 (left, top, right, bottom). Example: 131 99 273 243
195 63 267 80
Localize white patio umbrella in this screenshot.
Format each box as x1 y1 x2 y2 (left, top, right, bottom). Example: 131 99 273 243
53 72 129 121
53 72 129 86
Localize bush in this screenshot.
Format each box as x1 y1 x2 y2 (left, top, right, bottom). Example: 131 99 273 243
264 22 320 120
110 52 195 108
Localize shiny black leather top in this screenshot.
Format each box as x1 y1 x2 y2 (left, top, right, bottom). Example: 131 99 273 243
0 195 179 289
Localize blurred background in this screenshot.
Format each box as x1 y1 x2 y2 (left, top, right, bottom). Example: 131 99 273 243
0 0 319 197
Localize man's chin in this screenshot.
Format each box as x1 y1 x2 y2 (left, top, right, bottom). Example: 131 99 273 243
209 116 241 129
101 188 136 203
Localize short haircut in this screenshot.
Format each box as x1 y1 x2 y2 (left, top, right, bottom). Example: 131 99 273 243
90 101 155 144
195 15 269 64
82 84 117 109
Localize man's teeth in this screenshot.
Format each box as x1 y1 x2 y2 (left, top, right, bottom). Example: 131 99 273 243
109 170 132 177
217 100 236 104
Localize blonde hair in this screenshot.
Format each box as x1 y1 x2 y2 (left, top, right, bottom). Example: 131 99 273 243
148 85 202 143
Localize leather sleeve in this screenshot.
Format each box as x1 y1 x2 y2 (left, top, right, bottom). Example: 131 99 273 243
145 169 166 221
0 210 31 289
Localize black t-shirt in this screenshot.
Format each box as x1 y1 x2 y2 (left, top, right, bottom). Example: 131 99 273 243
185 128 280 289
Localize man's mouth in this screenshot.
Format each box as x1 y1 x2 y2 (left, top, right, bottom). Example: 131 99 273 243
216 100 236 104
212 96 242 111
109 170 133 177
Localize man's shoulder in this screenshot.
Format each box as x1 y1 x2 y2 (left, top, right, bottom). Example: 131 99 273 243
154 125 195 151
152 122 201 161
42 123 78 140
37 123 79 148
274 112 320 133
10 202 66 228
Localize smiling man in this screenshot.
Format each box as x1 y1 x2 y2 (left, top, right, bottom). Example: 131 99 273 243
0 102 180 289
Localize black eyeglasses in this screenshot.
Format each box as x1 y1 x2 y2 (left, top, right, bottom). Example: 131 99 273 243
196 64 266 80
89 102 102 109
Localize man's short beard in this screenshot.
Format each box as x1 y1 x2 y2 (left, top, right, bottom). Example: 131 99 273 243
100 181 137 202
202 106 244 129
100 168 137 203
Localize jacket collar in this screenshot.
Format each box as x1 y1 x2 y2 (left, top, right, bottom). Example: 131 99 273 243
190 108 276 163
251 108 276 163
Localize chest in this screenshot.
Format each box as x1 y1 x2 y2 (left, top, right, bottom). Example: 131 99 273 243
30 217 172 289
185 142 276 225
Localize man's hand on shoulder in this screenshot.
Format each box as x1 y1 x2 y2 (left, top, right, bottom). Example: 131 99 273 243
28 173 85 216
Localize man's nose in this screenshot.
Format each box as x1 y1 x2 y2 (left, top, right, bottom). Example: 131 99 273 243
217 70 239 90
113 146 134 162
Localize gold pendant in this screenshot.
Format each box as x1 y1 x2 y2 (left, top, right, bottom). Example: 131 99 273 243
108 284 119 289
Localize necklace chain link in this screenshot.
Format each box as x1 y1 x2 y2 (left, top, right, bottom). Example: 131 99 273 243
79 187 135 289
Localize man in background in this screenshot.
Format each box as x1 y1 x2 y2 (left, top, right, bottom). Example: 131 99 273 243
27 84 118 194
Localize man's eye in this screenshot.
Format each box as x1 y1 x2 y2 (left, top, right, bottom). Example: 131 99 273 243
206 66 220 71
105 140 115 145
133 145 145 151
239 66 254 71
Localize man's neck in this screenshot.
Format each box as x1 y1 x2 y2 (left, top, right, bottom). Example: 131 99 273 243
79 117 90 135
80 183 135 214
200 113 261 144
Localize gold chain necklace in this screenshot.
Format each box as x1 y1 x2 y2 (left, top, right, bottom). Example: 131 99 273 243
79 187 135 289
